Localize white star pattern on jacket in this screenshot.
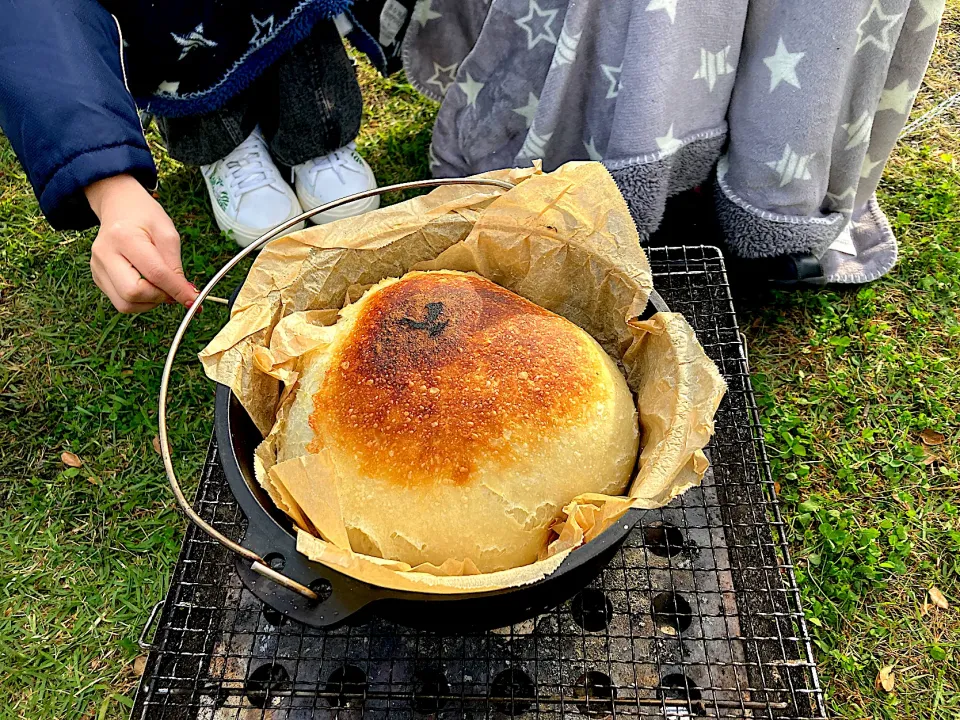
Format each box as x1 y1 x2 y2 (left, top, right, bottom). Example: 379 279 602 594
855 1 904 53
860 153 882 178
842 112 873 150
766 145 814 187
583 137 602 161
693 46 735 92
157 80 180 95
512 92 540 127
518 127 553 159
876 80 918 114
249 15 275 47
645 0 679 23
601 64 622 99
915 0 945 31
825 187 857 212
515 0 559 50
763 38 804 92
171 23 217 61
551 26 581 68
457 72 484 106
655 125 683 156
426 62 459 95
413 0 442 27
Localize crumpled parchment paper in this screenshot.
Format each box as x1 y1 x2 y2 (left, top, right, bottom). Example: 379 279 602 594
199 161 726 594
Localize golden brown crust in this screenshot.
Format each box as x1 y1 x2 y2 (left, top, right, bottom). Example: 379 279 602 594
309 273 608 486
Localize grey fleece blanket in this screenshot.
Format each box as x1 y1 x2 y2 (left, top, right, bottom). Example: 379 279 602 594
402 0 944 283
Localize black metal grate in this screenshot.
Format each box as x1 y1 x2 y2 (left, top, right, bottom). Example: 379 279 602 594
132 246 826 719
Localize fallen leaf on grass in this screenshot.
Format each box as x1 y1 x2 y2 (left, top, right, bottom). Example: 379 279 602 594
61 451 82 468
930 587 949 610
922 447 940 466
152 436 162 455
920 429 946 446
133 655 148 677
86 476 101 486
773 481 781 495
876 665 895 693
921 601 933 616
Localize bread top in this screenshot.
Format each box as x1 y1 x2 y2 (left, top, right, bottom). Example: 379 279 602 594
305 271 619 488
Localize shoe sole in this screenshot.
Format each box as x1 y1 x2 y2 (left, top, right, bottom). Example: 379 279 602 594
204 176 305 248
296 187 381 225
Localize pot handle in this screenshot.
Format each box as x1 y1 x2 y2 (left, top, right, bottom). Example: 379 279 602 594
157 177 515 601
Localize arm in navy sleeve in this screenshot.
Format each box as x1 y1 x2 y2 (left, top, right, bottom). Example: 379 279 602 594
0 0 157 230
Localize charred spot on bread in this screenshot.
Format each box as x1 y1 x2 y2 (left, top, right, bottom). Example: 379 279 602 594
308 273 609 486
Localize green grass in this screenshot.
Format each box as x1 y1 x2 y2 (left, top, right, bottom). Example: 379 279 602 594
0 15 958 720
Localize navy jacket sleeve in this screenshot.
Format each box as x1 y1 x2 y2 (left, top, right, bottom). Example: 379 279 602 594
0 0 157 230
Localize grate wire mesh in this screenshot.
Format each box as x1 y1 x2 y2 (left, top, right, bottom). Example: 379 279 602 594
132 246 826 720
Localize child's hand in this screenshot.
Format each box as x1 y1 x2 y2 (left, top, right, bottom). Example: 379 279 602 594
85 174 200 313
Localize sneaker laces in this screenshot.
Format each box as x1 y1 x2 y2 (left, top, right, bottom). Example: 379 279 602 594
222 136 276 195
300 143 364 187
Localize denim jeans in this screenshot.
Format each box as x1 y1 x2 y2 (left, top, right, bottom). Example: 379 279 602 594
156 20 363 167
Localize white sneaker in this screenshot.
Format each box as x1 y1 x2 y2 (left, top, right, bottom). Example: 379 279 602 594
293 142 379 225
201 129 304 248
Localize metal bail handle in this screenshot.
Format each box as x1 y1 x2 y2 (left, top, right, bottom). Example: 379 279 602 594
158 177 516 601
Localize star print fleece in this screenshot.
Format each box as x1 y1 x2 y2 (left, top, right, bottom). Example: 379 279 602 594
404 0 945 283
106 0 353 117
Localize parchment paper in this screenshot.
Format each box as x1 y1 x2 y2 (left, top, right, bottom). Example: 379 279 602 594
199 161 726 594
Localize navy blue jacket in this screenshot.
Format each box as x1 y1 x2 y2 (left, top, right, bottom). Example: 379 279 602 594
0 0 401 231
0 0 155 230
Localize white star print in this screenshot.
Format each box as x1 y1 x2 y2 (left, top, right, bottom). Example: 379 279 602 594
515 0 558 50
518 127 553 159
915 0 945 31
693 46 735 92
171 23 217 61
601 64 622 99
763 38 804 92
860 153 882 178
842 112 874 150
249 15 274 47
876 80 918 114
156 80 180 95
825 186 856 211
413 0 441 27
655 124 684 157
425 61 459 95
645 0 679 23
551 26 581 68
855 1 904 53
457 72 485 107
512 92 540 128
766 145 814 187
583 137 603 161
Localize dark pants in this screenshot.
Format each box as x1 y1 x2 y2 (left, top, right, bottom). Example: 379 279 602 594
157 20 363 167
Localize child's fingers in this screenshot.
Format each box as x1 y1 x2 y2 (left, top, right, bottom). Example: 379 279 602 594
123 238 196 307
93 270 163 314
92 247 166 312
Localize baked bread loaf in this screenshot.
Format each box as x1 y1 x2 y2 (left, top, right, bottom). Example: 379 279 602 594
278 270 639 572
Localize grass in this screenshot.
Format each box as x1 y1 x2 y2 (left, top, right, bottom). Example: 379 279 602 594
0 13 958 720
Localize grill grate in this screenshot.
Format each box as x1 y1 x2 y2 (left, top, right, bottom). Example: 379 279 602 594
132 246 826 719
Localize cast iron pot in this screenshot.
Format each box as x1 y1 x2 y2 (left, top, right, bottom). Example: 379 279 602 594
213 288 668 632
158 177 669 633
